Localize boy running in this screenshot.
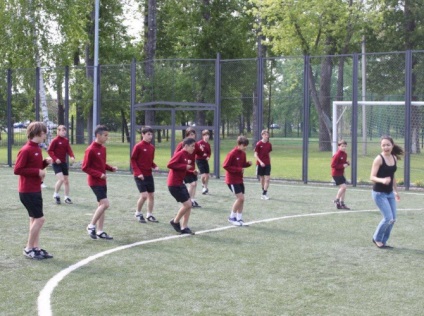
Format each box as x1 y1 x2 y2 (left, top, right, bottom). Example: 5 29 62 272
196 130 211 195
174 127 203 207
168 137 197 235
82 125 118 240
223 136 252 226
48 125 75 204
331 139 350 210
254 129 272 200
14 122 53 260
130 126 159 223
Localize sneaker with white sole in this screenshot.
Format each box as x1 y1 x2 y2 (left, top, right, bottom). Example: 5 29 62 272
97 232 113 240
87 226 97 239
228 217 241 226
23 248 44 260
202 187 209 195
38 248 54 259
261 195 270 200
64 198 73 204
147 215 159 223
54 196 61 204
135 214 147 223
192 201 201 208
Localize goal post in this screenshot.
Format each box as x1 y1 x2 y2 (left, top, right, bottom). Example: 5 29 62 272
332 101 424 155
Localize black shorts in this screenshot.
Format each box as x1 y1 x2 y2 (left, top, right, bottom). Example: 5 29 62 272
184 173 198 184
168 185 190 203
227 183 245 195
256 165 271 176
134 175 155 193
333 176 347 186
52 162 69 176
19 192 43 218
196 159 210 174
90 185 107 202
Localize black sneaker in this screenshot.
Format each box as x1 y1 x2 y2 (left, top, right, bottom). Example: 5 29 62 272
147 215 159 223
87 226 97 239
180 227 195 235
135 214 147 223
55 196 61 205
192 201 201 208
64 198 73 204
23 248 44 260
38 248 54 259
334 199 342 209
341 203 350 210
170 219 181 232
97 232 113 240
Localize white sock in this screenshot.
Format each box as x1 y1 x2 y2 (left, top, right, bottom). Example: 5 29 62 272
147 212 152 218
65 196 70 199
53 192 59 197
88 224 96 229
236 213 242 221
97 230 103 235
230 211 236 218
135 211 142 216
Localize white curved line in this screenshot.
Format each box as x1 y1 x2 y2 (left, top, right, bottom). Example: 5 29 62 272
38 208 423 316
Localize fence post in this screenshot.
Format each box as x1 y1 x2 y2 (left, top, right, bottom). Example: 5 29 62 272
302 55 310 184
7 69 12 167
256 55 264 145
351 54 359 187
130 58 136 172
404 50 412 190
214 53 221 179
65 66 69 131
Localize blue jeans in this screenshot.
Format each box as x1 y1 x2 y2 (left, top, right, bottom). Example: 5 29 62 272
372 191 397 245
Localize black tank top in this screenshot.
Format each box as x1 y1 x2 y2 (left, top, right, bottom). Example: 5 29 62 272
373 154 397 193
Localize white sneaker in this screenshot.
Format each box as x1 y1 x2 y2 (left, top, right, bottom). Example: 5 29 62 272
261 195 270 200
231 220 242 226
41 183 47 189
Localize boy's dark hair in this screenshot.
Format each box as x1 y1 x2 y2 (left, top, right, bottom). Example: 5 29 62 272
27 122 47 139
141 126 154 134
237 135 249 146
57 125 67 131
338 139 347 146
94 125 109 136
185 127 196 137
183 137 196 146
202 129 210 136
380 135 404 160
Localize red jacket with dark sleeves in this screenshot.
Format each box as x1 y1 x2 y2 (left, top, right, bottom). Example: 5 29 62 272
14 141 49 193
130 140 157 177
167 149 191 186
223 147 251 184
174 141 201 174
195 140 211 160
331 150 348 176
82 142 114 186
254 140 272 165
48 136 75 162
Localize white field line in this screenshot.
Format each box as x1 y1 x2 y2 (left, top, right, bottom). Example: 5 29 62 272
37 207 423 316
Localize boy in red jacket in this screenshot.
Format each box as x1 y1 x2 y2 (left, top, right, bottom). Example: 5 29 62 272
196 130 212 195
48 125 75 205
223 136 252 226
130 126 159 223
168 137 197 235
82 125 118 240
331 139 350 210
14 122 53 260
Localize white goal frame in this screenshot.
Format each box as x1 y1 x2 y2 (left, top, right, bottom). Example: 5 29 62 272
332 101 424 154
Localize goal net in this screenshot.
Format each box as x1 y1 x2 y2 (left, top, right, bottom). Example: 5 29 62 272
332 101 424 155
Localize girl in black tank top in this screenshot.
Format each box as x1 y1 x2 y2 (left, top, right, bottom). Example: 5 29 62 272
370 136 403 249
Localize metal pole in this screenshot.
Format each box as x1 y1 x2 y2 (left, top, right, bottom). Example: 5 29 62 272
130 59 136 171
35 67 40 121
64 66 69 131
361 36 367 155
404 50 412 190
92 0 100 135
7 69 12 167
351 53 359 187
214 53 221 179
302 55 310 183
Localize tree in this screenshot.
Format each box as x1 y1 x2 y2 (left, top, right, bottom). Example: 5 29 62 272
251 0 363 150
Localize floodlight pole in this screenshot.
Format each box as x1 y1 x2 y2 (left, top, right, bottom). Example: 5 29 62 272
92 0 100 137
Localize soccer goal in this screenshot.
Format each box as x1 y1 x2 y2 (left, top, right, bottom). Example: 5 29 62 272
332 100 424 155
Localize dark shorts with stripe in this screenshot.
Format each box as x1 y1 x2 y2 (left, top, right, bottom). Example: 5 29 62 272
52 162 69 176
20 192 43 218
333 175 347 186
168 185 190 203
196 159 210 174
256 165 271 176
90 185 107 202
227 183 245 195
134 175 155 193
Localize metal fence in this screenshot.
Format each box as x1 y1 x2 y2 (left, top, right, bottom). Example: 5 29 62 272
1 50 424 188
